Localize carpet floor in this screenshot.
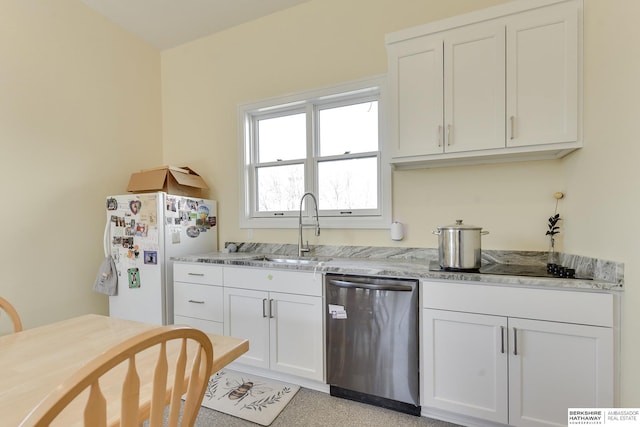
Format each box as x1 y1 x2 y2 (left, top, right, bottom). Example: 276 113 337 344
193 387 462 427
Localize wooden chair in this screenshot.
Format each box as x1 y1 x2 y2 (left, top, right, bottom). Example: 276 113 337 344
0 296 23 333
19 325 214 427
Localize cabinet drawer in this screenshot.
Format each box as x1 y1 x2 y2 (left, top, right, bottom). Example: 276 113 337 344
422 280 614 327
174 315 223 335
174 282 223 322
174 262 223 285
224 266 322 296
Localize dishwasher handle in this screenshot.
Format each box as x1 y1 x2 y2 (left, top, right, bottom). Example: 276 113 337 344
328 279 414 292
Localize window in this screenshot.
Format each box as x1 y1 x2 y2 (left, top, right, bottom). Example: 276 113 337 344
239 76 391 229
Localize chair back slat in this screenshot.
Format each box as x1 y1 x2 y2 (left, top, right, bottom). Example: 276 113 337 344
168 338 189 426
84 381 107 427
182 347 205 426
19 325 214 427
149 341 169 427
121 356 141 427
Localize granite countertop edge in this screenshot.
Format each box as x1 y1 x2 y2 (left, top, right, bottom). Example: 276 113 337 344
172 252 623 292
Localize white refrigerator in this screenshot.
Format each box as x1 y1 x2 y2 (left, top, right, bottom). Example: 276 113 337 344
104 192 217 325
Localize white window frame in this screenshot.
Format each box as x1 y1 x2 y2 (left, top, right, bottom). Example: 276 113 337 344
238 75 391 229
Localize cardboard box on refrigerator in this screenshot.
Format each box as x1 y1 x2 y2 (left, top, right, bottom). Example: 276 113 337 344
126 165 209 198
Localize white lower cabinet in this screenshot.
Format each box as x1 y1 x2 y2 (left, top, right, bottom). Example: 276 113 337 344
174 263 325 382
423 309 508 423
223 267 324 381
508 318 612 427
422 281 614 427
173 263 224 335
223 287 271 367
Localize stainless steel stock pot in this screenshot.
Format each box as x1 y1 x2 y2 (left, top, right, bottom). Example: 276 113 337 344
432 220 489 270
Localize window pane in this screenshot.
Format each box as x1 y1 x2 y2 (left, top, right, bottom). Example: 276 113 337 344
257 113 306 162
318 157 378 210
319 101 378 156
256 164 304 212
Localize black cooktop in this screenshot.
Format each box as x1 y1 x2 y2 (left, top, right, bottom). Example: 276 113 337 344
428 261 589 280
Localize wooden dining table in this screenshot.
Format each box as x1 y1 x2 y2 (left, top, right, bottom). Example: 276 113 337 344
0 314 248 426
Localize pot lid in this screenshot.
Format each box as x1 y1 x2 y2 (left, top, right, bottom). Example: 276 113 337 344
438 219 482 230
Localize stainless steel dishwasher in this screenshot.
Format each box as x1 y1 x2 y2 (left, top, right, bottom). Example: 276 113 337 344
325 274 420 416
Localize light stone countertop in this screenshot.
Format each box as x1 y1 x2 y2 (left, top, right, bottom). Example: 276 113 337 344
173 246 623 292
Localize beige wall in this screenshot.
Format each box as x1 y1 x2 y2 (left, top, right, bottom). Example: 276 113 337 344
162 0 639 406
566 0 640 406
0 1 162 329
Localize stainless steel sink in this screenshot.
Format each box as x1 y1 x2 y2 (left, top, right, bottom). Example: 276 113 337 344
257 256 330 265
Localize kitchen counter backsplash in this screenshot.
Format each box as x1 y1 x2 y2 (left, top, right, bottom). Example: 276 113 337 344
173 242 623 290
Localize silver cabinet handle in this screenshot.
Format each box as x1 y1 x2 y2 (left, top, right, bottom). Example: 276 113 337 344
262 298 268 318
269 299 275 319
187 273 204 276
447 124 452 146
510 116 515 140
438 125 443 147
513 327 518 356
500 326 505 354
188 299 205 304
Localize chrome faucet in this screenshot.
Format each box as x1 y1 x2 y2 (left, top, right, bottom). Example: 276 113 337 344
298 192 320 256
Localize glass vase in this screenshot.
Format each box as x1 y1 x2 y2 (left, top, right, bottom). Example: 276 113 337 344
546 238 559 271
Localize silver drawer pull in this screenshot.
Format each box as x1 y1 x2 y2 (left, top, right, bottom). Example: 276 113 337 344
510 116 516 140
188 299 205 304
187 273 205 276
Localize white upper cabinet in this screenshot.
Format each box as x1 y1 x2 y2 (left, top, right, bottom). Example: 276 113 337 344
388 34 443 157
387 20 505 158
386 0 582 169
506 2 578 147
444 22 506 153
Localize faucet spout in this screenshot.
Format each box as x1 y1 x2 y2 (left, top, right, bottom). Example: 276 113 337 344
298 192 320 256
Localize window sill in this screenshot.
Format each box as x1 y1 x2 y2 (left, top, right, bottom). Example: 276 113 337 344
240 214 391 230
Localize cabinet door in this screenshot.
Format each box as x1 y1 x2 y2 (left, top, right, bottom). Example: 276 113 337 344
223 288 270 369
423 309 508 423
388 34 444 158
506 2 578 147
508 318 613 427
269 292 324 381
444 22 505 153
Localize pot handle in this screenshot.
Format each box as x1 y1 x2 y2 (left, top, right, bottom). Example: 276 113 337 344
481 231 490 235
432 230 441 235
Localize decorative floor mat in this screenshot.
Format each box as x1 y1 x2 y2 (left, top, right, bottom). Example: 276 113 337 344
199 369 300 426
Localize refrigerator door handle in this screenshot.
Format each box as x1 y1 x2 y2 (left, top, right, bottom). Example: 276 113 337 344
103 218 110 257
